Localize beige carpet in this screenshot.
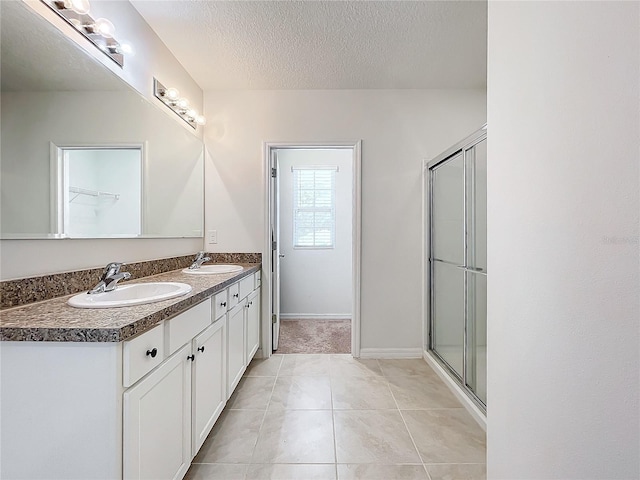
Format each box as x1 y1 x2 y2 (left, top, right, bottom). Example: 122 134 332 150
276 319 351 354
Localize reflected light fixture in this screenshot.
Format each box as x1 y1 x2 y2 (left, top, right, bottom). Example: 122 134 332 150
154 78 206 130
92 18 115 38
166 87 180 101
43 0 132 67
115 42 135 56
63 0 90 15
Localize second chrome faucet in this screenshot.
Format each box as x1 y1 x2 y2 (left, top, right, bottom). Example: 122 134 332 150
189 251 210 270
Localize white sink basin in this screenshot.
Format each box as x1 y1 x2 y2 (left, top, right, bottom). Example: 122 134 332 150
182 264 243 275
67 282 192 309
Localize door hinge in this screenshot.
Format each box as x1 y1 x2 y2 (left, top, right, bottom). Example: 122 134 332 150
272 240 277 250
272 314 277 324
271 167 277 178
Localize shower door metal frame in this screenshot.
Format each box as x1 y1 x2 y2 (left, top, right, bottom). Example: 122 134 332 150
425 125 487 413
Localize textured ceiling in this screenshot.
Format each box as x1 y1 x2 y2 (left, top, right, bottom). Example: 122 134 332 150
130 0 487 90
1 1 125 92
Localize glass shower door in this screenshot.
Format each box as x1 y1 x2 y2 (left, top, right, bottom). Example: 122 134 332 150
465 138 487 404
430 153 465 378
428 127 487 410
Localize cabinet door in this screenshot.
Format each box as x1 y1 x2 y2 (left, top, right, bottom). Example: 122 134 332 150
192 319 226 455
123 344 192 480
226 303 245 397
245 289 261 362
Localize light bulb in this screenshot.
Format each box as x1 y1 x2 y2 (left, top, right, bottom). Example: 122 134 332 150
93 18 115 38
177 98 190 110
117 42 135 56
165 87 179 100
195 115 207 126
186 109 197 120
69 18 83 29
64 0 90 15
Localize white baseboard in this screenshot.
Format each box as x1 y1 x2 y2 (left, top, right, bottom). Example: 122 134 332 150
280 314 351 321
359 348 423 359
423 350 487 431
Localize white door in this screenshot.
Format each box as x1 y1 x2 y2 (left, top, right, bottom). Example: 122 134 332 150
271 149 282 350
123 344 192 480
192 319 226 455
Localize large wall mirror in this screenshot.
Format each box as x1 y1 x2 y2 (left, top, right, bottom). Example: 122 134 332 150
0 1 204 239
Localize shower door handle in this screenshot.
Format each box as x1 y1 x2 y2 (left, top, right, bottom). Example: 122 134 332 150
455 265 485 273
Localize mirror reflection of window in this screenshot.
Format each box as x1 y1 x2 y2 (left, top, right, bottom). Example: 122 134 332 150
57 147 142 237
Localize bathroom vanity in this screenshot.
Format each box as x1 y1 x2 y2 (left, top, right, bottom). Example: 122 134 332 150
0 265 261 480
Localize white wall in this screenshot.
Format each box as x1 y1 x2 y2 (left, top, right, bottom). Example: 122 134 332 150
0 1 205 280
203 89 486 350
278 149 353 317
487 2 639 479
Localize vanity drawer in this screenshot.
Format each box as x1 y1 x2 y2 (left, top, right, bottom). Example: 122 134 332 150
166 299 212 355
228 282 240 308
239 276 254 300
123 324 164 388
213 289 228 320
254 271 261 289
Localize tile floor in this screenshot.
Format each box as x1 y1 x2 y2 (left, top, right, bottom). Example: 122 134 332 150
187 355 486 480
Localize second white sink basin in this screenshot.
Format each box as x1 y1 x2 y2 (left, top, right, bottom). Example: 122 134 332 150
68 282 192 309
182 264 243 275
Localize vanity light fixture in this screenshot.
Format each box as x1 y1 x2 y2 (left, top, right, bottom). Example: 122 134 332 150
154 78 207 129
42 0 131 67
62 0 90 15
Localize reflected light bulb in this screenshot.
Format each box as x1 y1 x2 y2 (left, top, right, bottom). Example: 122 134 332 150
69 18 83 29
165 87 179 100
118 42 135 56
64 0 90 15
186 109 197 119
177 98 190 110
94 18 115 38
195 115 207 126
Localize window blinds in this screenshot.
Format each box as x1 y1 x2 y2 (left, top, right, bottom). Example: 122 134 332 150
292 167 337 248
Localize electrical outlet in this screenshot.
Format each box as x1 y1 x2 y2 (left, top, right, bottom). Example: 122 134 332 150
208 230 217 244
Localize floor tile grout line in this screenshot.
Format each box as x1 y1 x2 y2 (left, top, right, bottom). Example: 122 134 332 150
423 463 433 480
385 360 431 472
246 356 282 467
329 356 339 480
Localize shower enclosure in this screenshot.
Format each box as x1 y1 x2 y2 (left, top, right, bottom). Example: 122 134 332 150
425 126 487 411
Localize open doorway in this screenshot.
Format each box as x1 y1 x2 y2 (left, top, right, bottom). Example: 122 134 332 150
264 142 361 357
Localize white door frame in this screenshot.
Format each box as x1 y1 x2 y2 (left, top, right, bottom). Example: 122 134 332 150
262 141 362 358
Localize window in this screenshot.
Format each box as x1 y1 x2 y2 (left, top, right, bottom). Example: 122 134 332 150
292 166 337 248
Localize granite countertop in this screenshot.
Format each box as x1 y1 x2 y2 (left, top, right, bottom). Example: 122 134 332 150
0 264 260 343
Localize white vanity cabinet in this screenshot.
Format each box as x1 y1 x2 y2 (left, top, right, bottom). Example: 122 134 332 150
226 272 262 396
123 343 192 480
0 270 261 480
226 302 246 395
192 318 226 454
123 299 228 480
246 288 261 361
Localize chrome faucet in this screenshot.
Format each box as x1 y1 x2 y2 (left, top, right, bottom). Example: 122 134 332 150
88 262 131 294
189 251 210 269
